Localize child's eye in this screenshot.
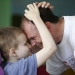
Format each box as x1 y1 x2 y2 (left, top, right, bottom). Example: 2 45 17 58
24 43 26 46
27 40 30 44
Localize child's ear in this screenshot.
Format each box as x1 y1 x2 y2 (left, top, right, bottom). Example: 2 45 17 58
9 48 17 56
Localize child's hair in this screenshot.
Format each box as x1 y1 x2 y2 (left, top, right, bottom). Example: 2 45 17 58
0 26 23 61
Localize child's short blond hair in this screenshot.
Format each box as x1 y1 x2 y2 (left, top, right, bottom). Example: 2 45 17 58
0 26 23 61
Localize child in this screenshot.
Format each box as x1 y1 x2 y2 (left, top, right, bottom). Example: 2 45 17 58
0 4 56 75
0 53 4 75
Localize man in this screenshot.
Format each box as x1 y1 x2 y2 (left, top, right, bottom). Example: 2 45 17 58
21 2 75 75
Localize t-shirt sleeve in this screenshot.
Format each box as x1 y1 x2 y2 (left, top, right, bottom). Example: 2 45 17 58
4 54 37 75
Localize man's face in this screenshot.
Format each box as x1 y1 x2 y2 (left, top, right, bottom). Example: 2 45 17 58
23 20 43 49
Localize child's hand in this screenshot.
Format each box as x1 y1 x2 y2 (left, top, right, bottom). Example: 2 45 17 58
24 3 40 21
35 1 54 9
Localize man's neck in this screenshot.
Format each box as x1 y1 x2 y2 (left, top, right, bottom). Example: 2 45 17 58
56 17 64 44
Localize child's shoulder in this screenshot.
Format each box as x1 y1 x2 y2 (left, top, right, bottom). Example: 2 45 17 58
5 54 36 68
4 54 37 75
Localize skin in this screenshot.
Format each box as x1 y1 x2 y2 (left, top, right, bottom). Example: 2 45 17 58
21 1 54 49
22 20 42 49
22 18 65 75
22 17 64 49
22 2 65 75
15 33 32 59
8 3 57 68
9 33 32 63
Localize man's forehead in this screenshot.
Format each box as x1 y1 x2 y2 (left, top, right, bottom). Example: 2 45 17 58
24 21 36 29
17 33 27 42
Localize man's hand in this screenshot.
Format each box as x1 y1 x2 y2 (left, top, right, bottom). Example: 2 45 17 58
35 1 54 9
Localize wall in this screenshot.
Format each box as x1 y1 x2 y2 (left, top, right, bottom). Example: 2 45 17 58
12 0 75 16
0 0 11 28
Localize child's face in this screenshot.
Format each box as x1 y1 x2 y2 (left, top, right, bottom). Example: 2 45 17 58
16 33 32 59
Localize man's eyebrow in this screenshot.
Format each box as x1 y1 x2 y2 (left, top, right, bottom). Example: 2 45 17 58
30 37 34 40
27 37 33 41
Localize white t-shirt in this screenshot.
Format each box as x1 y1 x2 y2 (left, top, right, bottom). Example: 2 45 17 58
46 16 75 75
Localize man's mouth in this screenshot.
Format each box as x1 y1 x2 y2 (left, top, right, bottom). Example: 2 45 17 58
38 45 43 49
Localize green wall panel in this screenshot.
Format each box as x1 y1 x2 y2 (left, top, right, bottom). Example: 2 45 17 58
0 0 11 28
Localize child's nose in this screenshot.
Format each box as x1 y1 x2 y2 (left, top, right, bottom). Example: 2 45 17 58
27 43 31 48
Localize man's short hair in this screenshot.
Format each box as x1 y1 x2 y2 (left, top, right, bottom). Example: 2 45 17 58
39 7 59 23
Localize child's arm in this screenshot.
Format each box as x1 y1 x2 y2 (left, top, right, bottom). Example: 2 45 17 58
24 3 57 67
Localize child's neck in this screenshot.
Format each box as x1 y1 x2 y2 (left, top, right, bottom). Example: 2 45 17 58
8 57 19 63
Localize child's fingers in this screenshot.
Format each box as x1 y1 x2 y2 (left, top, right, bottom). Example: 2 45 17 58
35 2 38 5
24 9 29 14
36 1 54 10
45 2 50 8
49 6 54 10
27 4 32 11
24 13 27 18
24 13 30 20
29 4 35 10
41 1 47 8
24 13 26 17
33 3 38 9
37 2 42 8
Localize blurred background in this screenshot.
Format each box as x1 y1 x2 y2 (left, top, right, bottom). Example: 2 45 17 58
0 0 75 75
0 0 75 28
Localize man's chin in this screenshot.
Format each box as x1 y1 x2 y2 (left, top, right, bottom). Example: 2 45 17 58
39 45 43 49
31 46 41 54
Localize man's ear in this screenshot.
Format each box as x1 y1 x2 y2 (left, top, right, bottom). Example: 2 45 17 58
9 48 17 56
45 22 52 32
